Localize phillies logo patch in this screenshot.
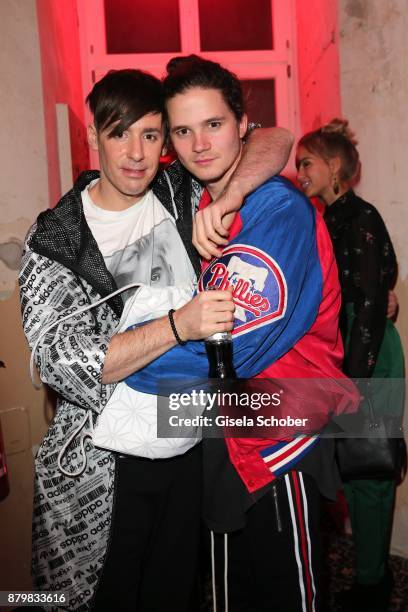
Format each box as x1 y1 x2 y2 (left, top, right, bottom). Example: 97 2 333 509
198 244 287 337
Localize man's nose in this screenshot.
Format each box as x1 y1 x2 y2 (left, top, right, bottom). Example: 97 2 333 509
127 135 144 161
192 132 210 153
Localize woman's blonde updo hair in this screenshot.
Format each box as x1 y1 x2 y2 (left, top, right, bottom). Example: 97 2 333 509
298 118 360 184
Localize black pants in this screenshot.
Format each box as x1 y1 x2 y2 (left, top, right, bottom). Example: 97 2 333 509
211 471 322 612
92 444 202 612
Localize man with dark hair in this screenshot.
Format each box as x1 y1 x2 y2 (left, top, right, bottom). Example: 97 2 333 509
86 69 165 134
126 55 357 612
19 67 293 611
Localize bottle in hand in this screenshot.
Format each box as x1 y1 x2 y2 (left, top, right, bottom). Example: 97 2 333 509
205 331 237 380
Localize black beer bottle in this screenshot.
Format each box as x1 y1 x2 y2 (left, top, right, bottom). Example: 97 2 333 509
205 331 237 380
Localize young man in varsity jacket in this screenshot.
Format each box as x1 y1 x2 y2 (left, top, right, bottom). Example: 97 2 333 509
125 56 359 612
19 68 292 611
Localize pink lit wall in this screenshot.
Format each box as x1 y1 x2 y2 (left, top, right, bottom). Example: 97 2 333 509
295 0 342 133
36 0 89 206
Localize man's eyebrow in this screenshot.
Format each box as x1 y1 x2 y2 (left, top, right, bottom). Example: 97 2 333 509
142 127 162 133
205 115 225 122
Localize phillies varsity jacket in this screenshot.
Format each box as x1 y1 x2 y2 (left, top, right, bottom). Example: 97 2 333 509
125 176 359 493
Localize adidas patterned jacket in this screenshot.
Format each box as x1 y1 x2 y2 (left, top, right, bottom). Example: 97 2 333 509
19 167 200 611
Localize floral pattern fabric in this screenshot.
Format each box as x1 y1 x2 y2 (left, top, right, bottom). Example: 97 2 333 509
324 190 397 378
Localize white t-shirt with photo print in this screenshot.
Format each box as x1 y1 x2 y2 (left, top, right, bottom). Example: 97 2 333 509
82 179 200 459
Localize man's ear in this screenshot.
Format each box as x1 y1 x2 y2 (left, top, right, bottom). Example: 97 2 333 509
87 124 99 151
161 142 168 157
239 113 248 140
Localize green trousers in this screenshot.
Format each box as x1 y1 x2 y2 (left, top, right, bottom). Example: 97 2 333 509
344 478 395 584
344 311 405 585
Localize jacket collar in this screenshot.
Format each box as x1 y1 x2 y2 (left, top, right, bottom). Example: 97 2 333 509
29 171 120 316
152 160 201 278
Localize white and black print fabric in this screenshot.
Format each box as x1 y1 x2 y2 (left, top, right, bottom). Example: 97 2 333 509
20 243 118 611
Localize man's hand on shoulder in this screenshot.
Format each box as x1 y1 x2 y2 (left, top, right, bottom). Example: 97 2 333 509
193 194 238 260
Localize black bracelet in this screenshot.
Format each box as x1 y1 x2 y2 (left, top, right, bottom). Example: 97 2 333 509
168 309 187 345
